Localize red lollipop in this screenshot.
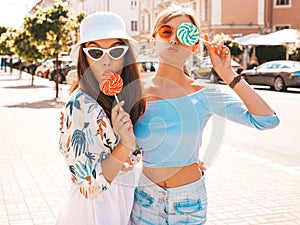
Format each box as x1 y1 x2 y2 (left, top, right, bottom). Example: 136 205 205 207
99 72 123 103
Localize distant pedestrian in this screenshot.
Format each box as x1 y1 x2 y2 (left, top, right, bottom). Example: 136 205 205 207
9 57 13 74
247 55 259 69
3 57 7 72
18 59 22 79
0 57 3 70
56 12 145 225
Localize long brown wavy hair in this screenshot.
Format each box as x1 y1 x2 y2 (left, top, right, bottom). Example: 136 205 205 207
70 39 145 124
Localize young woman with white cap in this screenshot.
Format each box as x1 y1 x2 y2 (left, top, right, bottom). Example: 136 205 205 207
56 12 145 225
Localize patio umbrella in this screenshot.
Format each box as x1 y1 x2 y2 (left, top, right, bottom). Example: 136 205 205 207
241 29 300 60
234 33 262 45
241 29 299 46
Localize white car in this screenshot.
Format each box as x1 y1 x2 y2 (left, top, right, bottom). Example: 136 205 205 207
136 56 159 81
35 59 54 78
66 68 77 85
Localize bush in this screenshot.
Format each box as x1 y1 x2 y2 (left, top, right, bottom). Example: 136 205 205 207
250 45 286 63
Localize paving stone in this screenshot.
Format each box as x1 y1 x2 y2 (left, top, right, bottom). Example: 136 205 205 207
1 69 300 225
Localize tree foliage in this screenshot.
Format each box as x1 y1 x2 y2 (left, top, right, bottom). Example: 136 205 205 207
0 30 15 55
14 31 43 62
251 45 286 63
213 33 244 57
22 2 76 97
0 26 8 36
76 12 86 25
290 49 300 61
23 3 73 58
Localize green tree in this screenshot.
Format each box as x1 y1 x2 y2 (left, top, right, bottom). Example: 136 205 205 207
0 31 13 74
290 48 300 61
251 45 286 63
0 30 14 56
14 31 44 62
0 26 8 36
73 12 86 44
76 12 86 24
14 30 44 84
24 2 73 98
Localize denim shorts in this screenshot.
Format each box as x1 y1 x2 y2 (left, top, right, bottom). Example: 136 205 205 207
130 172 207 225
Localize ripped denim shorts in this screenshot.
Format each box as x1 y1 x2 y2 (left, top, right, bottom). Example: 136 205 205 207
130 172 207 225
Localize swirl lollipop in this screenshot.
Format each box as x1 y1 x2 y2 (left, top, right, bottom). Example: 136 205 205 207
177 23 209 46
99 72 123 103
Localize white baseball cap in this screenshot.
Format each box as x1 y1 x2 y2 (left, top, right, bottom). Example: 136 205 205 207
70 11 139 64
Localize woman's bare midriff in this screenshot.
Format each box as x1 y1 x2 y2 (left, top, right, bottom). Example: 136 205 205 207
142 163 202 188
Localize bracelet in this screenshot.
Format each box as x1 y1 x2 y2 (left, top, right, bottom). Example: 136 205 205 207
229 75 242 89
132 144 142 156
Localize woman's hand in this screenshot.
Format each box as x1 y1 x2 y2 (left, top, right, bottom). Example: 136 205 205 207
198 160 206 173
120 155 134 171
111 101 136 150
203 34 236 83
59 111 64 131
203 35 276 116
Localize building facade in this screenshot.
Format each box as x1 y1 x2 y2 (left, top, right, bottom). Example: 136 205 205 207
69 0 139 40
202 0 300 37
138 0 300 38
29 0 300 57
30 0 139 41
270 0 300 31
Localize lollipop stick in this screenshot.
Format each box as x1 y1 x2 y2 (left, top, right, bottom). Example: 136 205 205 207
199 37 211 44
114 95 123 111
114 94 120 104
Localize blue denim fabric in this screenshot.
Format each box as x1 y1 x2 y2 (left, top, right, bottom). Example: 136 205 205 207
130 173 207 225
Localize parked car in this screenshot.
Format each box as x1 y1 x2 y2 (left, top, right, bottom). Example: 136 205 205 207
9 58 40 75
12 58 27 70
65 68 77 85
24 62 40 75
136 56 159 81
35 59 54 78
48 57 75 83
191 57 243 83
190 57 213 79
240 60 300 91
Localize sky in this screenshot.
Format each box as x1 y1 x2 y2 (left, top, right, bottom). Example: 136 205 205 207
0 0 39 29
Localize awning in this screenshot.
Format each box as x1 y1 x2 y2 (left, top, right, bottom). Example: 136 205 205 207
234 33 262 45
241 29 300 46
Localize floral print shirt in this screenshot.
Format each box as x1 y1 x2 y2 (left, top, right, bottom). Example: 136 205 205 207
59 88 133 199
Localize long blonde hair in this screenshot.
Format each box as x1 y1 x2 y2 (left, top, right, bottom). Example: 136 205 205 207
152 5 200 40
151 5 200 76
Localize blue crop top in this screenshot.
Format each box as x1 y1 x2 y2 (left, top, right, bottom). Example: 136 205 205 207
133 86 280 168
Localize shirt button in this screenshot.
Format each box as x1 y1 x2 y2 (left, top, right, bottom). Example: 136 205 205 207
160 212 166 218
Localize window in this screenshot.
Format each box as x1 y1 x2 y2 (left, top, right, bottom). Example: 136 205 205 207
275 25 290 31
131 21 138 32
131 0 137 9
271 63 281 69
275 0 290 6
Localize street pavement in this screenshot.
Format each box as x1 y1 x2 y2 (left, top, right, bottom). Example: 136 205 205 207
0 69 299 225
